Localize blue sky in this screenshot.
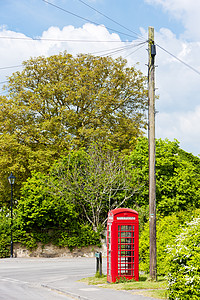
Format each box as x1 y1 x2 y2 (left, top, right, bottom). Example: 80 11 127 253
0 0 183 39
0 0 200 156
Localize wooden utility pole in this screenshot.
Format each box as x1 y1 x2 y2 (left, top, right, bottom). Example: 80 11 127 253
148 26 157 281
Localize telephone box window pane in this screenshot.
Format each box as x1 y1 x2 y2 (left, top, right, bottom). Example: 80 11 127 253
121 225 132 231
126 238 132 244
121 231 132 237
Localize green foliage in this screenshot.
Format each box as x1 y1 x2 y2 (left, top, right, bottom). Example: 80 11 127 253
48 144 141 230
129 138 200 213
2 136 200 258
11 171 101 253
132 204 149 235
81 274 167 299
53 224 101 250
139 211 200 275
17 172 77 231
167 217 200 299
0 53 148 207
95 272 106 279
0 209 11 258
115 276 137 283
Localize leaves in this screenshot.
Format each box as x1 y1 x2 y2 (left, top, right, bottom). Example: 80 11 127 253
129 138 200 213
0 52 148 206
48 145 141 230
167 217 200 299
139 211 193 275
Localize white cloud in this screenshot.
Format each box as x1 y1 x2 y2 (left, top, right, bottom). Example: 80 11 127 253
40 23 121 56
154 28 200 111
136 26 200 155
145 0 200 40
0 23 125 84
156 106 200 155
0 23 199 155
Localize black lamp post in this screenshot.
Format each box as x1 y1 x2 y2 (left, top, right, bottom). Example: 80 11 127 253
8 172 16 258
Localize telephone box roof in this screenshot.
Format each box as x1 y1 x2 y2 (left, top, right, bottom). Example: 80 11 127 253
109 208 138 216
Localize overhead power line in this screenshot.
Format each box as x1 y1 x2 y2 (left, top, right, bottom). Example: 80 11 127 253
0 65 22 70
0 81 8 85
124 43 147 59
156 43 200 76
90 41 147 57
0 90 8 95
76 0 144 40
0 36 129 43
42 0 140 40
0 44 147 89
0 42 147 87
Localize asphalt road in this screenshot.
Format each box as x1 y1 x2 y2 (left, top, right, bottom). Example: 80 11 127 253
0 257 96 300
0 257 157 300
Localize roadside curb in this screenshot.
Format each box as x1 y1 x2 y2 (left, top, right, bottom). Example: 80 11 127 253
41 284 93 300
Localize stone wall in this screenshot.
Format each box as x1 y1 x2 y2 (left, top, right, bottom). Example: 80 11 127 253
14 242 107 258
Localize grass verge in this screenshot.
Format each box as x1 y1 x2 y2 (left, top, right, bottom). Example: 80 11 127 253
79 274 168 299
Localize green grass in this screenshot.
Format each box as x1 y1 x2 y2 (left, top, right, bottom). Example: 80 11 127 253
79 274 168 299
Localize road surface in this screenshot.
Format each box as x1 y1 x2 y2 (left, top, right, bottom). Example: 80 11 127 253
0 257 158 300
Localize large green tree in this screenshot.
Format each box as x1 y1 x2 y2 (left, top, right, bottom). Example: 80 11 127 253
46 145 141 230
0 172 101 257
0 53 148 206
129 138 200 214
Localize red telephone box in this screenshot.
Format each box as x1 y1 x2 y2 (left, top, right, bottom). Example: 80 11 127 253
107 208 139 283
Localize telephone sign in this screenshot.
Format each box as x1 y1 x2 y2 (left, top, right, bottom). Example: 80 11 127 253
107 208 139 283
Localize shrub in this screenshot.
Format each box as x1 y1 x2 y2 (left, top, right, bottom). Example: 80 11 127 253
139 211 197 275
0 171 102 257
167 218 200 299
0 209 10 258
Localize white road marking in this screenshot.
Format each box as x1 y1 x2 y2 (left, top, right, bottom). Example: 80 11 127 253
0 277 28 284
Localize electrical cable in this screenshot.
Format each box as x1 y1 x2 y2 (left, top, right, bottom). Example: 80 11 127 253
2 42 200 81
90 42 144 54
91 41 147 57
0 65 22 70
0 42 147 89
0 91 7 95
123 43 147 59
0 36 130 43
0 41 147 72
156 43 200 76
42 0 139 40
76 0 145 40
